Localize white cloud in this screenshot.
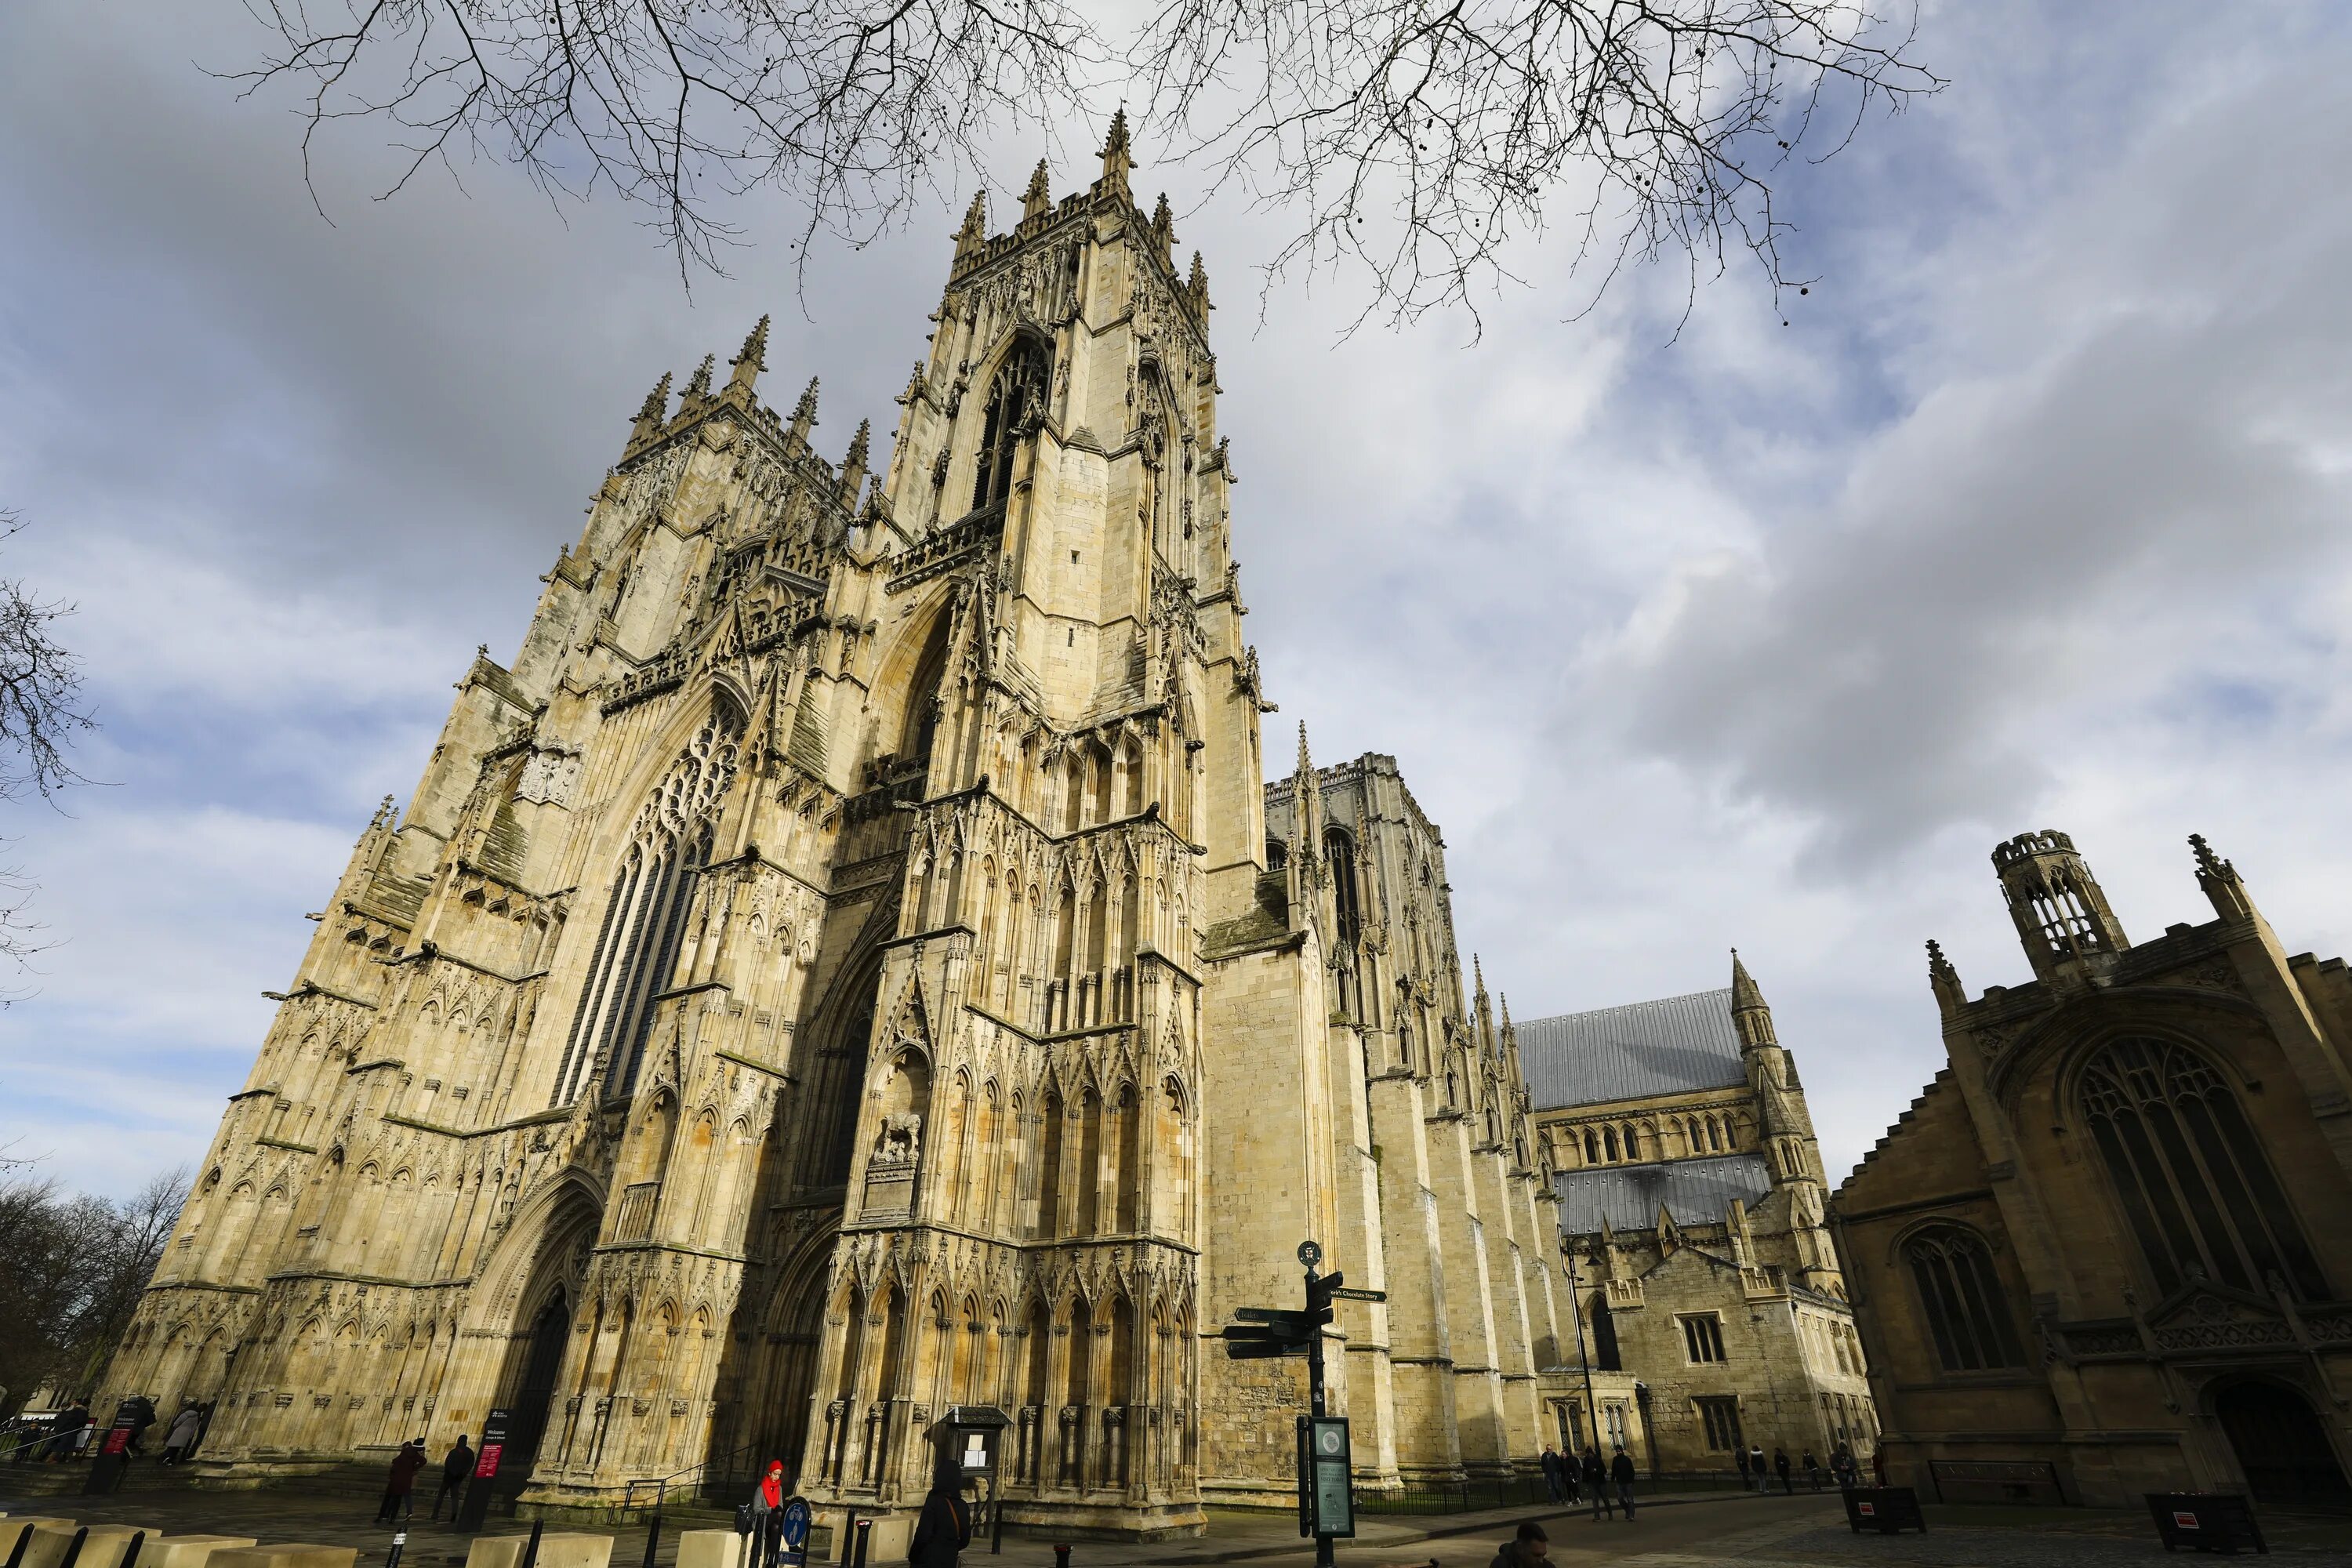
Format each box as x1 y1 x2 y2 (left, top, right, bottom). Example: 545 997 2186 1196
4 0 2352 1203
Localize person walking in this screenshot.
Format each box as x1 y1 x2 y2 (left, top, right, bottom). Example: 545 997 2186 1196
1747 1443 1769 1494
1831 1443 1857 1490
430 1435 474 1520
376 1438 427 1524
1562 1447 1581 1505
1610 1446 1637 1519
1488 1519 1548 1568
48 1400 89 1463
162 1404 202 1465
909 1461 972 1568
1802 1451 1823 1491
1581 1448 1613 1520
749 1460 790 1568
1773 1448 1793 1495
1539 1446 1564 1504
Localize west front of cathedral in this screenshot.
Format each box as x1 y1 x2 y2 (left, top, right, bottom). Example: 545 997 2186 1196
99 123 1561 1537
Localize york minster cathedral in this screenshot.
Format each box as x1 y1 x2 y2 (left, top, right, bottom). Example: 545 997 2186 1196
97 121 1560 1537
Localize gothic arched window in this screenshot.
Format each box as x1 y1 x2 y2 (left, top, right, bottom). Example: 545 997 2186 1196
2078 1036 2328 1298
551 708 740 1105
972 336 1051 510
1265 837 1288 871
1583 1128 1599 1163
1902 1226 2024 1372
1324 827 1359 946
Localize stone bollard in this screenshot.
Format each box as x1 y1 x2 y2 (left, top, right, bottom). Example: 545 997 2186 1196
141 1539 259 1568
462 1534 612 1568
674 1532 742 1568
205 1546 361 1568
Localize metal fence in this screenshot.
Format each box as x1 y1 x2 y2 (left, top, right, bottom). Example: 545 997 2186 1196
1352 1468 1773 1515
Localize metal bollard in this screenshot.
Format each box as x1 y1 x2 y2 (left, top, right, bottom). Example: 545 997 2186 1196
1052 1545 1071 1568
384 1532 407 1568
641 1508 662 1568
518 1519 545 1568
850 1519 870 1568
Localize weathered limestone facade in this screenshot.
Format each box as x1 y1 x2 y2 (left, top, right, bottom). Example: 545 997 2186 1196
1519 962 1877 1473
1835 832 2352 1508
1258 753 1562 1483
98 124 1553 1536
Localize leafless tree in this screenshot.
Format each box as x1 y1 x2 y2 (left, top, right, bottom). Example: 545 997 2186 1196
0 1167 187 1410
0 510 94 978
230 0 1936 321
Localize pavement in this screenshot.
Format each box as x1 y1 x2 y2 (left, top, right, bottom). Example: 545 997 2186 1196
5 1470 2350 1568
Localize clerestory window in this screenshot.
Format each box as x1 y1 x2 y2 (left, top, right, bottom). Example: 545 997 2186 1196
972 337 1051 510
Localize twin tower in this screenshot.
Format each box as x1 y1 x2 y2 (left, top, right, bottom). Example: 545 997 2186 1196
103 122 1559 1535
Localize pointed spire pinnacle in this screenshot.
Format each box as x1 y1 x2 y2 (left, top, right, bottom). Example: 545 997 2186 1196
1023 158 1051 220
1731 947 1766 1011
955 188 989 260
726 314 769 394
684 353 714 402
631 371 673 441
1151 191 1174 260
1188 249 1210 314
898 361 927 405
839 417 872 502
1100 106 1133 187
1926 938 1965 1015
2190 833 2254 920
1296 719 1312 782
789 376 818 441
369 793 397 832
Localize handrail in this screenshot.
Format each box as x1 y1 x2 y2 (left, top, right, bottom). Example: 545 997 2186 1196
622 1439 766 1511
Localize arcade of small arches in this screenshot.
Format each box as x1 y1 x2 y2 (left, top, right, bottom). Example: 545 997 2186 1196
809 1270 1196 1501
1551 1106 1755 1171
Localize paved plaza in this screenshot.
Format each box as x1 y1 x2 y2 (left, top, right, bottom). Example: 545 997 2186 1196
5 1474 2350 1568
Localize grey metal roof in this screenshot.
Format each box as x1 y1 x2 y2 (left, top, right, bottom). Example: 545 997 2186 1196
1552 1153 1773 1236
1517 987 1747 1109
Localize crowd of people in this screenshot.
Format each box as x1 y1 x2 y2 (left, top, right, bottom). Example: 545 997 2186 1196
3 1394 216 1465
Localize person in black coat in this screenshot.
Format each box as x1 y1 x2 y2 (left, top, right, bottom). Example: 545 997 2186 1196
909 1464 972 1568
430 1436 474 1520
1773 1448 1793 1495
1581 1449 1613 1519
1610 1447 1636 1519
1538 1446 1563 1503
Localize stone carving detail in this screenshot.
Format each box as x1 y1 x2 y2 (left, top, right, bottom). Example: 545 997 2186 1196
873 1111 922 1167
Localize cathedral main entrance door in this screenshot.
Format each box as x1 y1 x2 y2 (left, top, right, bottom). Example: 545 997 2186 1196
501 1293 572 1490
2216 1379 2350 1505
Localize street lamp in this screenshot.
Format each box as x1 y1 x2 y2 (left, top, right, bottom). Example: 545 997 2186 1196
1559 1236 1602 1457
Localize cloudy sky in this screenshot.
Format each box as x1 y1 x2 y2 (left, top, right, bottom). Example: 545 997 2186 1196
3 1 2350 1201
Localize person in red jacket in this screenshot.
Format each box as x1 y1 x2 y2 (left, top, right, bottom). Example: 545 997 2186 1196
376 1438 428 1524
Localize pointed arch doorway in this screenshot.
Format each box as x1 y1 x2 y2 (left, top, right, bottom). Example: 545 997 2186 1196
2215 1379 2350 1505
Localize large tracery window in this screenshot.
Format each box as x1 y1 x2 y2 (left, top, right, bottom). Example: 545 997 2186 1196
1904 1226 2024 1372
2078 1036 2327 1299
971 337 1051 510
551 710 740 1106
1324 827 1360 947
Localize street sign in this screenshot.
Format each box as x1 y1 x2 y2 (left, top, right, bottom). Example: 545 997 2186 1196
1225 1340 1303 1359
1233 1307 1331 1332
1305 1417 1355 1539
1297 1240 1322 1269
1327 1287 1386 1302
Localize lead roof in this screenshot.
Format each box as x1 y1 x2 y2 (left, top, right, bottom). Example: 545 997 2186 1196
1516 987 1748 1110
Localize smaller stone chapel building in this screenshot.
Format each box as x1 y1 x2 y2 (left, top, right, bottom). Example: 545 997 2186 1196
1518 960 1877 1474
1835 831 2352 1509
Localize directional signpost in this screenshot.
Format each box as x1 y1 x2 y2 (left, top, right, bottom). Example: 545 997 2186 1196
1220 1242 1386 1568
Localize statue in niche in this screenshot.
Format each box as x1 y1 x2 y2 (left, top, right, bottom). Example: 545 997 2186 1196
874 1110 923 1167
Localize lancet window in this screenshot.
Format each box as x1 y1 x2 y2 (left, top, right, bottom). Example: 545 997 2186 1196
2077 1036 2327 1298
971 336 1051 510
551 709 740 1105
1324 828 1360 946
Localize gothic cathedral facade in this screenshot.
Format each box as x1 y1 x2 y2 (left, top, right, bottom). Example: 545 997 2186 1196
98 124 1556 1536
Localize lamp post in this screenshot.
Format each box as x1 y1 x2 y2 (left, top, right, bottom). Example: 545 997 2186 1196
1559 1238 1602 1458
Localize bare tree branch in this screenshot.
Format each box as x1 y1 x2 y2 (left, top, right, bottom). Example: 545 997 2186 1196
224 0 1105 281
223 0 1937 321
0 510 96 983
1129 0 1941 333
